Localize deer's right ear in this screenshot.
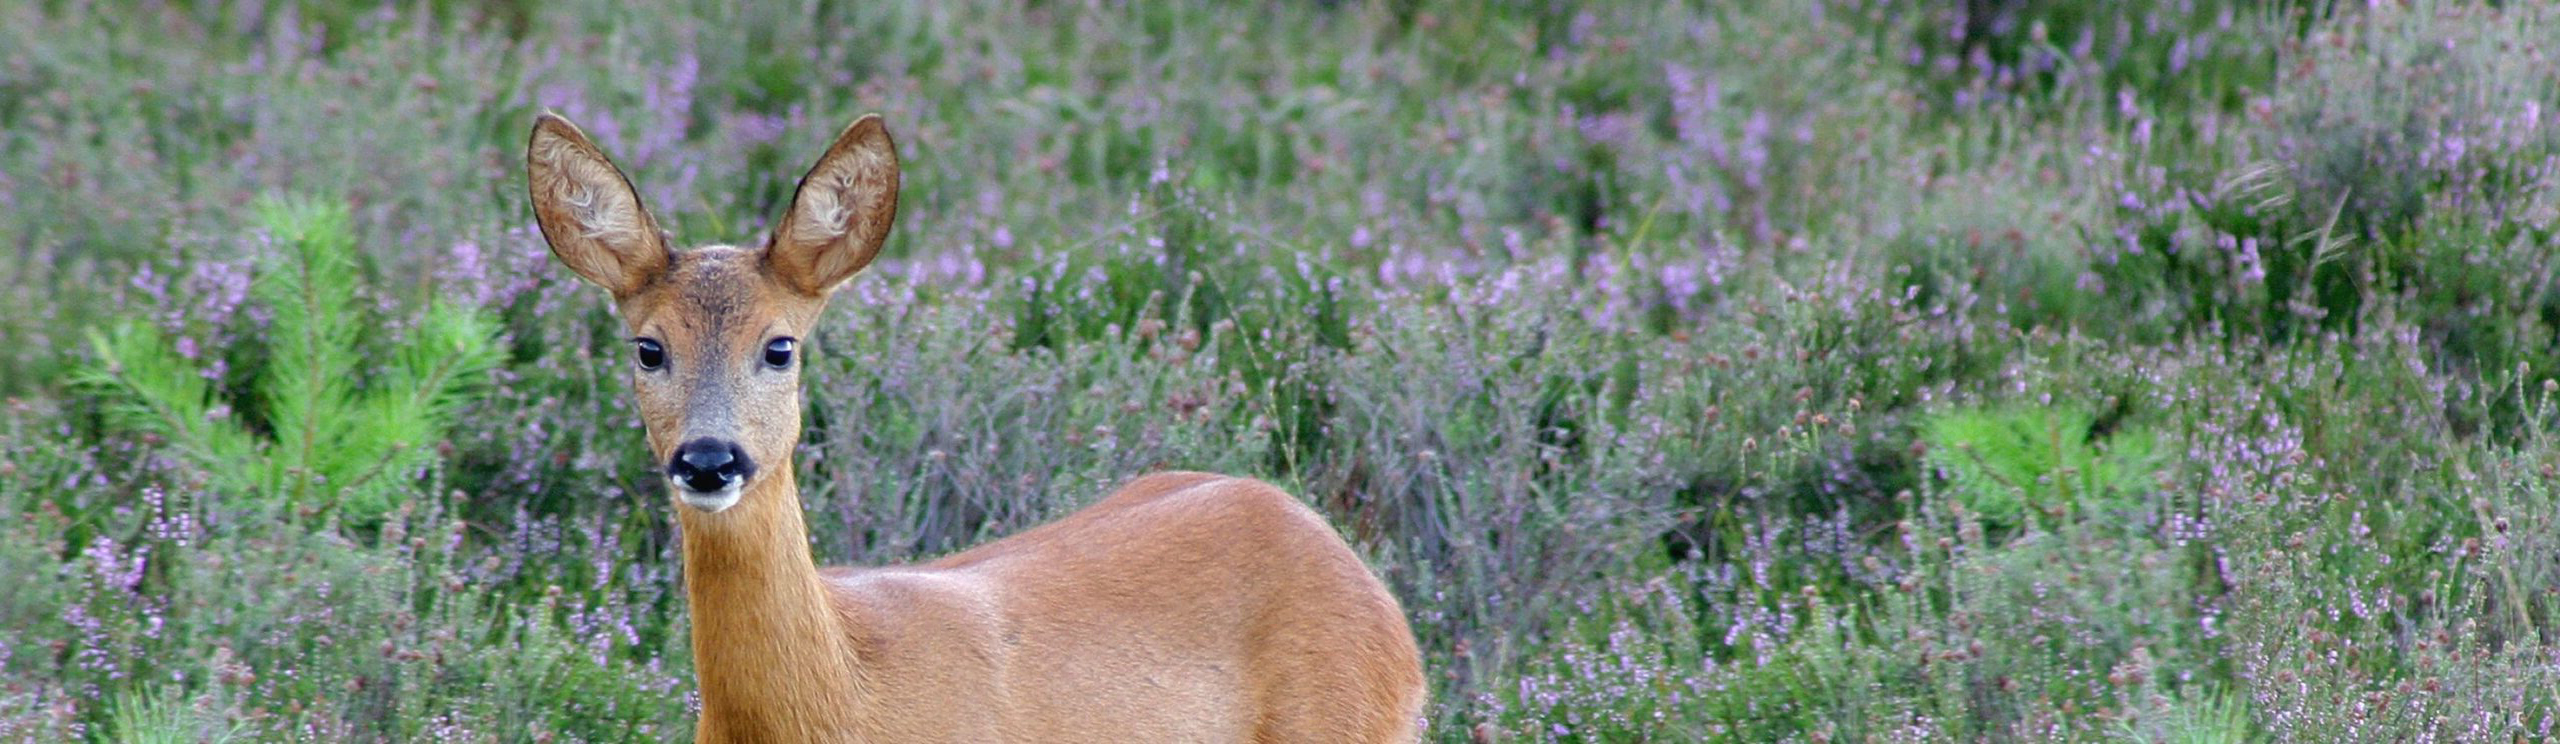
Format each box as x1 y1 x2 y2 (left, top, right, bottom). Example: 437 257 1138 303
527 113 671 297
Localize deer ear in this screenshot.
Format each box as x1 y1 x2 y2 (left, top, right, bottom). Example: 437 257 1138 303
527 113 671 297
767 115 900 297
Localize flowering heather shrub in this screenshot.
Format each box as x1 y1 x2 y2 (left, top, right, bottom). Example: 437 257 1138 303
12 0 2560 740
2096 0 2560 360
1886 0 2282 118
2266 1 2560 240
0 409 680 739
1870 108 2136 333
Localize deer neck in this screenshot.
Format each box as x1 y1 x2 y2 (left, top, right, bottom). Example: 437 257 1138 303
675 468 871 738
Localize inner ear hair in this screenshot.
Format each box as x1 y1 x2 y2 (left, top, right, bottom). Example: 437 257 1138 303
767 115 900 297
527 113 673 297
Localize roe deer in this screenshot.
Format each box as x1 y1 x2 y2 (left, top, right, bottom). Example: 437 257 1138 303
525 112 1426 742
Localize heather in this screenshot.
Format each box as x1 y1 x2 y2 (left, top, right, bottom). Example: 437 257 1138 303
4 0 2558 740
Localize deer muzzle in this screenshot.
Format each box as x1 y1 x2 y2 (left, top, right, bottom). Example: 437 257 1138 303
667 437 756 510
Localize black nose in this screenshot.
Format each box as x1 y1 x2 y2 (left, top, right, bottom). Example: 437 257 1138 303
666 438 754 493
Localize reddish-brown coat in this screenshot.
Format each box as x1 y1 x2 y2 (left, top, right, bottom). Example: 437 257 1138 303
528 112 1424 743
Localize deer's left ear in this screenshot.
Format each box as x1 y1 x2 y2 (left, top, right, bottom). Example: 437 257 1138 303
766 115 900 297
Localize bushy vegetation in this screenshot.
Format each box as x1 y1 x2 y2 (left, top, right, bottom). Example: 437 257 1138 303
3 0 2557 740
80 195 499 525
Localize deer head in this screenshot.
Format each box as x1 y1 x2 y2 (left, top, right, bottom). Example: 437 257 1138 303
526 113 899 514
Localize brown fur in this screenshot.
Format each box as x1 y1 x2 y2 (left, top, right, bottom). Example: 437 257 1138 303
527 113 1426 743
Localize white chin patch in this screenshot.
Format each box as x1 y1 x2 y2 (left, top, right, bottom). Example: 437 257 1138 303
674 480 744 513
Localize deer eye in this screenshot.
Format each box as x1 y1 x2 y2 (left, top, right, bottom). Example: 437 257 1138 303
763 337 796 368
634 338 667 371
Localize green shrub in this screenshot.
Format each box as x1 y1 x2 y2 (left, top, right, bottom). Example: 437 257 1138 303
78 195 498 525
1919 401 2157 532
108 685 247 744
2117 685 2259 744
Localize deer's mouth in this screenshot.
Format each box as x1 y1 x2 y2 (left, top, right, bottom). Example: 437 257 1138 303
674 480 744 512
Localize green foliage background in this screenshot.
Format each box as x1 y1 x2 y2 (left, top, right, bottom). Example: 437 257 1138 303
4 0 2560 741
